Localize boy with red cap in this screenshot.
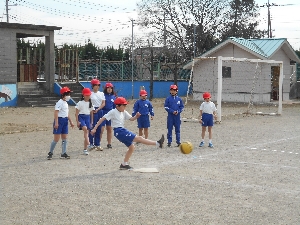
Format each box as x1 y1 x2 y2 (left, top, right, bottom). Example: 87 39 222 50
132 89 154 140
91 97 164 170
47 86 74 160
164 84 184 147
199 92 217 148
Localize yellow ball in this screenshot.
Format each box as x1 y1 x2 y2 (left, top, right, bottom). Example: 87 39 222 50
179 141 193 154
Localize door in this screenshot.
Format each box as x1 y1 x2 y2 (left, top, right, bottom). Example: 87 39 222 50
271 66 280 100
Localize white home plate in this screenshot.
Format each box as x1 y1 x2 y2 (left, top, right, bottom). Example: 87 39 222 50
131 168 159 173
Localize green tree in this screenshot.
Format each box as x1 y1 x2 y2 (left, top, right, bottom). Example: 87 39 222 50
220 0 267 40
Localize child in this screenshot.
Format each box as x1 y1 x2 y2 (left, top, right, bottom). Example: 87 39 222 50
100 82 116 149
164 84 184 147
75 88 95 155
91 97 164 170
132 90 154 139
47 86 74 160
199 92 217 148
89 79 105 151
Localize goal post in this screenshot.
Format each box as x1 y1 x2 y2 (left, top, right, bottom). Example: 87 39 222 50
217 56 283 122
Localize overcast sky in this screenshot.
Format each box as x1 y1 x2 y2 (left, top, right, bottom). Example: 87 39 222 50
1 0 299 50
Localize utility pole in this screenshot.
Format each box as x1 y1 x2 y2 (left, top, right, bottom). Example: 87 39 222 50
6 0 9 22
260 0 294 38
192 0 196 58
131 19 135 99
5 0 17 23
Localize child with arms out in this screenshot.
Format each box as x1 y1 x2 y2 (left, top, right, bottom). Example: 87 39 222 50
91 97 164 170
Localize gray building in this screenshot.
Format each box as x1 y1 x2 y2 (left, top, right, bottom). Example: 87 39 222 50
0 22 61 107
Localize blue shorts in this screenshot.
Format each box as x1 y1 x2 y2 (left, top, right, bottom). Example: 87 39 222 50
103 119 112 126
114 127 136 147
137 115 150 128
102 109 112 126
201 113 214 127
78 114 91 130
53 117 68 134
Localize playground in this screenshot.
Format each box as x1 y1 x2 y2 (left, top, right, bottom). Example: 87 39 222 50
1 100 299 224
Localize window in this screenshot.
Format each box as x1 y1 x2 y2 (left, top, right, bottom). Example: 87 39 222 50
222 66 231 78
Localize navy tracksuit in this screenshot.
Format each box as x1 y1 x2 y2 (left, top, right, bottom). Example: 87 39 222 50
164 94 184 144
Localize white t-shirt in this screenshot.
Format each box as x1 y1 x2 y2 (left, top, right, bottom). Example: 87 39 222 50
55 99 69 117
75 100 95 115
103 108 132 128
199 101 216 114
90 91 105 107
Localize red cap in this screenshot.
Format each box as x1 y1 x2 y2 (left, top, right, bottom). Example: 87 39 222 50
139 90 147 96
114 97 128 105
91 79 100 85
60 86 72 94
170 85 178 90
105 82 113 88
82 88 92 96
203 92 211 99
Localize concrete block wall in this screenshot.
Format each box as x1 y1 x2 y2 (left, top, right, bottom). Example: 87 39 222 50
0 28 17 84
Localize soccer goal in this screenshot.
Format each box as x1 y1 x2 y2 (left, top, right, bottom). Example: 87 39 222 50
186 56 283 122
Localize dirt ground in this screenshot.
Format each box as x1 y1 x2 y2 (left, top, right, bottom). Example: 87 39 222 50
1 99 300 224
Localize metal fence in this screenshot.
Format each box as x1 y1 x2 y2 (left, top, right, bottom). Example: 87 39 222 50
78 60 191 81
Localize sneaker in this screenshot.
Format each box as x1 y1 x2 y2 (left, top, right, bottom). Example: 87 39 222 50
208 143 214 148
60 153 70 159
176 143 181 147
87 145 95 151
157 134 165 148
47 152 53 160
167 143 171 147
107 144 112 149
95 146 103 151
199 141 204 147
119 164 133 170
83 150 89 155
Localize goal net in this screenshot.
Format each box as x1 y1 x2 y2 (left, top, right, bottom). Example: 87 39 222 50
184 56 283 122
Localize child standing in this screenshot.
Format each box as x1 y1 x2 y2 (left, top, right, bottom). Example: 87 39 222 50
100 82 116 149
91 97 164 170
199 92 217 148
164 85 184 147
75 88 95 155
47 86 74 160
89 79 105 151
132 90 154 139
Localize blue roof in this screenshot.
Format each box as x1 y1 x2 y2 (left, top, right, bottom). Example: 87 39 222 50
229 37 286 58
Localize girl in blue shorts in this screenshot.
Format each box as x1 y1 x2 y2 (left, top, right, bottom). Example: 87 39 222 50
47 86 74 160
199 92 217 148
75 88 95 155
100 82 116 149
91 97 164 170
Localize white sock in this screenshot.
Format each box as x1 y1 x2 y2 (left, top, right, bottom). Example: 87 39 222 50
122 162 128 166
202 139 204 142
156 142 159 147
209 139 212 144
